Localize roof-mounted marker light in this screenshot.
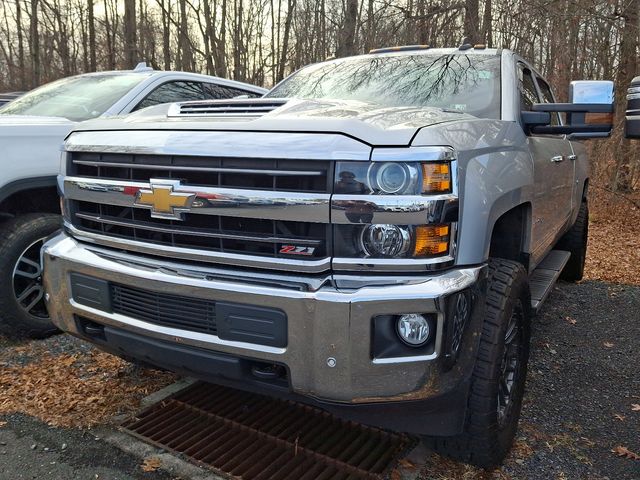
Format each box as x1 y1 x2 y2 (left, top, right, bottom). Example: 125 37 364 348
473 44 487 49
369 45 430 54
133 61 153 72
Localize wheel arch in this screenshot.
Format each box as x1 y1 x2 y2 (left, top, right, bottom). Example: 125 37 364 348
0 177 60 218
487 202 533 271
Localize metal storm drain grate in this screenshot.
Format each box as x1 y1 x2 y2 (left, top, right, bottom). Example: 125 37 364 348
122 382 412 479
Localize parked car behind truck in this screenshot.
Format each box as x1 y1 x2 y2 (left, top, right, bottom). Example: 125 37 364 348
0 64 266 338
42 46 613 467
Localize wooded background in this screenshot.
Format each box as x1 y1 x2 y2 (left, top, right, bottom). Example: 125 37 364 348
0 0 638 190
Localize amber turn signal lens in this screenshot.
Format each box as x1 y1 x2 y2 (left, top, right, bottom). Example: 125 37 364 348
414 224 450 256
422 163 451 193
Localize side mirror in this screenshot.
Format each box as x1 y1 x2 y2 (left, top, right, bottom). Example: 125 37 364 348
529 80 614 138
625 76 640 138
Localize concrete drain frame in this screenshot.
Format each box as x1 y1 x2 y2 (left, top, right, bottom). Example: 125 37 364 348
122 381 415 479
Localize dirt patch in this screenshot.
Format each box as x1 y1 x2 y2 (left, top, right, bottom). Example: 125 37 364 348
0 335 176 427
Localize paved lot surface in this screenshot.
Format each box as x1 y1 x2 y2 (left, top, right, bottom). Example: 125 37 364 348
0 279 638 480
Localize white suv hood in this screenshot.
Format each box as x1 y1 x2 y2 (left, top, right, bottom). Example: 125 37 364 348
0 115 76 187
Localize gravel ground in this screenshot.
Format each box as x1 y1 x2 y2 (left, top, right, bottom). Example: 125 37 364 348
0 279 638 479
0 414 176 480
514 280 639 479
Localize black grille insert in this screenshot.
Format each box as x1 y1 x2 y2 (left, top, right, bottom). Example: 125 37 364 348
69 152 332 193
111 284 217 335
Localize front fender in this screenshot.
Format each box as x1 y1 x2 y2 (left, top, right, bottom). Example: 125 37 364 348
412 119 534 265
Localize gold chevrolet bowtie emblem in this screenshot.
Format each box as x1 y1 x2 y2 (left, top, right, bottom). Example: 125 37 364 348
135 180 195 220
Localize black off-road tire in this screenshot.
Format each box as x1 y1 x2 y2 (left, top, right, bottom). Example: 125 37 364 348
429 258 532 468
556 200 588 282
0 214 61 338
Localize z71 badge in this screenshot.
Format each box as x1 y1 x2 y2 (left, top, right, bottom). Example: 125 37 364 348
279 245 316 256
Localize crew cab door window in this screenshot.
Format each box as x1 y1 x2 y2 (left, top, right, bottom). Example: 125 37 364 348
203 83 262 99
133 81 205 111
536 77 560 126
519 68 540 111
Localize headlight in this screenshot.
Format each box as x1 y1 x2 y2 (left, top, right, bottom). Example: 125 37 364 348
368 163 419 194
360 224 411 257
335 161 451 195
335 223 451 259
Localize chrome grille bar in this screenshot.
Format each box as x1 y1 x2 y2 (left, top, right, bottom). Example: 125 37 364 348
66 223 332 273
75 213 323 246
64 177 331 223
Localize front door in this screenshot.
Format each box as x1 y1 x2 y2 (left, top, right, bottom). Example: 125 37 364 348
518 65 574 266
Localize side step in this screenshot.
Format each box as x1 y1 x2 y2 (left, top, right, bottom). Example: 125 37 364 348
529 250 571 314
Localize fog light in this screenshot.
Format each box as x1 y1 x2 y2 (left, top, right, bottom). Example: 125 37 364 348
361 224 411 257
396 313 431 346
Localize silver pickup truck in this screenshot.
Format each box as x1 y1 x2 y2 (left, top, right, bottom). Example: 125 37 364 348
42 46 614 467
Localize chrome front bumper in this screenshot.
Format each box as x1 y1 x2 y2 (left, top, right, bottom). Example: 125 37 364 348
43 232 486 404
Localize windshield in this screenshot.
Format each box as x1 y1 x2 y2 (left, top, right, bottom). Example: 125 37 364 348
0 73 151 121
267 53 501 119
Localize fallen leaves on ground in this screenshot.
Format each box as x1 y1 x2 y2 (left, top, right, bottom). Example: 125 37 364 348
611 445 640 460
585 189 640 285
631 404 640 412
603 342 614 348
418 452 511 480
141 457 163 472
0 348 176 427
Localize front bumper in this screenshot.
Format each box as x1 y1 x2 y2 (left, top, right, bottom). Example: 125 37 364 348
43 232 487 435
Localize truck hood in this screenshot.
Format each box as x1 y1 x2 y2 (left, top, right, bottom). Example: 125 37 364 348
71 98 474 146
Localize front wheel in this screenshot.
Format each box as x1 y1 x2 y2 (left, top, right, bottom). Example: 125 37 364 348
0 214 61 338
429 258 531 468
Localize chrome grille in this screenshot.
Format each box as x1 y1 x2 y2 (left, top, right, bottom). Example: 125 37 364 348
67 153 331 266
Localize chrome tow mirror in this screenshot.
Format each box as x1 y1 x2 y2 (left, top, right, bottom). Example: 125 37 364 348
530 80 614 138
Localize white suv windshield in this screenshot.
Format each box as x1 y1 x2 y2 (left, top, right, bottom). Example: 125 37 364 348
267 53 502 119
0 73 151 121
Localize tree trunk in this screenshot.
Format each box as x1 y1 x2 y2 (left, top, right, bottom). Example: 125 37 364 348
463 0 480 44
15 0 25 88
611 0 639 191
29 0 40 87
276 0 294 81
124 0 137 67
482 0 492 47
87 0 96 70
336 0 357 57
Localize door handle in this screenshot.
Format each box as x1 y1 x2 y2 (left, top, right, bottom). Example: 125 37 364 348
550 155 565 163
